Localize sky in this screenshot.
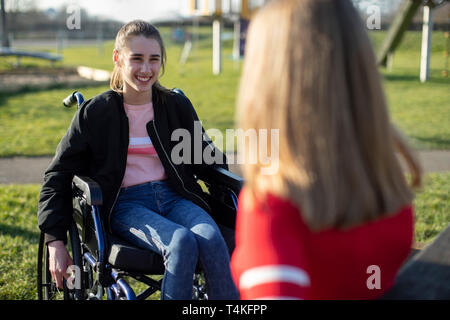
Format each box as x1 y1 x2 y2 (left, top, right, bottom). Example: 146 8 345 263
36 0 188 23
31 0 404 23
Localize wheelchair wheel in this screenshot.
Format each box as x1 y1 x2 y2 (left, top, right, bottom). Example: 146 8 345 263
37 223 85 300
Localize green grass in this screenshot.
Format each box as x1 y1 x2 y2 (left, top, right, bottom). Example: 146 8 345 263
373 31 450 150
0 86 109 157
0 184 162 300
0 172 448 299
414 173 450 243
0 185 41 299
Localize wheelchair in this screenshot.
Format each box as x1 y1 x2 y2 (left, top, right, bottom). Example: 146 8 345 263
37 90 243 300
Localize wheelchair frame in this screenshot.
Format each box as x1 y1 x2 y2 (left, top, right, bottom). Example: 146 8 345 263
37 91 243 300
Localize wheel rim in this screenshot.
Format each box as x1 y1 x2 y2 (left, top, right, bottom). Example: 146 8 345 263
37 223 85 300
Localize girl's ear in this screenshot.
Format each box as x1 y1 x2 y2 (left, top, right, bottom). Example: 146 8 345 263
113 49 120 66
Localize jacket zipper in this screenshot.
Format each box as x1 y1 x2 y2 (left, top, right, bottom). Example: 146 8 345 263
150 120 211 212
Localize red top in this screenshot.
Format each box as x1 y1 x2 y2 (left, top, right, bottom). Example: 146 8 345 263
230 188 414 300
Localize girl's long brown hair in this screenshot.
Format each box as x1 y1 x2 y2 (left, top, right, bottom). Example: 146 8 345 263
237 0 421 230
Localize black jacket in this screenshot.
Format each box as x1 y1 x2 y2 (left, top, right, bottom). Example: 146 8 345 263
38 88 227 244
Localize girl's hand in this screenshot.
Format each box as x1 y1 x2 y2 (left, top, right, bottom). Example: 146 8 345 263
47 240 74 289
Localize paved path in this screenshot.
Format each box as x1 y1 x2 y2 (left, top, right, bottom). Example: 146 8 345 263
0 151 449 184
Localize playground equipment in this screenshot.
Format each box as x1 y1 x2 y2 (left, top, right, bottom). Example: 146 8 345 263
377 0 449 82
188 0 268 74
0 47 61 66
0 0 62 66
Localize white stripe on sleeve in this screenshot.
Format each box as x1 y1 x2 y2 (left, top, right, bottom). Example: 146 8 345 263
239 265 311 289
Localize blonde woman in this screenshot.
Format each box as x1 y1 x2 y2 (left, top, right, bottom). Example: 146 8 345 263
231 0 421 299
38 20 238 300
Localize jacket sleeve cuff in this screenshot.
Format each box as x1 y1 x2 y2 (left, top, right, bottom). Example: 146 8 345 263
44 229 68 245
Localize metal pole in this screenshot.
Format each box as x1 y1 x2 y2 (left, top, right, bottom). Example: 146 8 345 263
233 17 240 61
97 20 104 57
420 5 433 82
193 15 199 73
57 30 64 56
1 0 10 47
213 17 222 75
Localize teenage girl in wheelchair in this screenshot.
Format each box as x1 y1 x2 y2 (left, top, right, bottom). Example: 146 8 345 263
37 20 241 300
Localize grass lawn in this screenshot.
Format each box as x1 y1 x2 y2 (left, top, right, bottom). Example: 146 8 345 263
0 31 449 156
0 172 448 299
373 31 450 150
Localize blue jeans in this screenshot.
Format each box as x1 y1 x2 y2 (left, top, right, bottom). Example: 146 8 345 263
111 180 239 300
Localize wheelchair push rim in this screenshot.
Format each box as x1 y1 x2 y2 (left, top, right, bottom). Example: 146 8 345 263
37 224 85 300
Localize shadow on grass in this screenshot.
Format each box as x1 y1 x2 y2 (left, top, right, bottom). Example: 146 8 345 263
0 223 40 242
382 73 450 84
410 135 450 150
0 81 108 107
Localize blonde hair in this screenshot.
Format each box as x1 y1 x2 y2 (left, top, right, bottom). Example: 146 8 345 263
110 20 169 97
237 0 421 231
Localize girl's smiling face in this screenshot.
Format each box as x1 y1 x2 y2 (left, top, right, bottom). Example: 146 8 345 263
114 35 162 103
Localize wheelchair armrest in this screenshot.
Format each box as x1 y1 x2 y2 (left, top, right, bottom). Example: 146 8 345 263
194 166 244 194
72 175 103 206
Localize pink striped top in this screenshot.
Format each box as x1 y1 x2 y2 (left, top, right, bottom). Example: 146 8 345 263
121 102 167 187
